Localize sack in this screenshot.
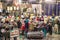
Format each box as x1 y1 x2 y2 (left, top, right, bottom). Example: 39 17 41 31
1 29 6 33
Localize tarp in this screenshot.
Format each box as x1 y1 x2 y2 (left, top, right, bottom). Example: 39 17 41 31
58 2 60 16
44 4 53 16
43 3 60 16
54 2 60 16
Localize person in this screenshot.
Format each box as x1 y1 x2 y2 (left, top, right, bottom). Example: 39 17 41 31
5 19 9 24
47 22 52 37
36 17 40 21
24 18 29 37
24 18 29 30
51 16 55 27
0 20 3 40
47 22 52 40
42 23 47 37
12 20 17 28
20 18 25 35
21 14 24 19
29 21 34 31
57 19 60 34
21 23 25 35
17 20 22 29
54 24 58 34
5 26 10 40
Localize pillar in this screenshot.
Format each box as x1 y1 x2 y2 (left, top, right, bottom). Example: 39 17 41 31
39 0 43 16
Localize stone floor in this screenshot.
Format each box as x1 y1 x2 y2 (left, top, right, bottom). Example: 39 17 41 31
10 33 60 40
24 33 60 40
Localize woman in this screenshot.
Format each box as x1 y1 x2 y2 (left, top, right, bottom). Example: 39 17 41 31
42 23 47 37
29 21 34 31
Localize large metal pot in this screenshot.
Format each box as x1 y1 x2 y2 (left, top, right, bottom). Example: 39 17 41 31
27 31 44 39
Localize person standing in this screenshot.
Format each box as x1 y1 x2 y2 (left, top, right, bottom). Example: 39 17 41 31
0 20 3 40
42 23 47 37
24 18 29 37
47 22 52 40
21 18 25 35
29 21 34 31
48 22 52 35
56 19 60 34
17 20 22 29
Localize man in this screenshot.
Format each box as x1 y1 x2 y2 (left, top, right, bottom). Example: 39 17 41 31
47 22 52 40
17 20 22 29
0 19 3 40
48 22 52 35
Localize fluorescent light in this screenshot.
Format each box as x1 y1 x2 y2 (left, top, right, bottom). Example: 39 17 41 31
10 7 13 10
45 0 54 3
18 0 22 4
7 7 10 10
45 0 52 2
14 7 16 10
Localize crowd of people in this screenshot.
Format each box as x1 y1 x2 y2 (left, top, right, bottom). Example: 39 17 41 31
0 14 60 40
